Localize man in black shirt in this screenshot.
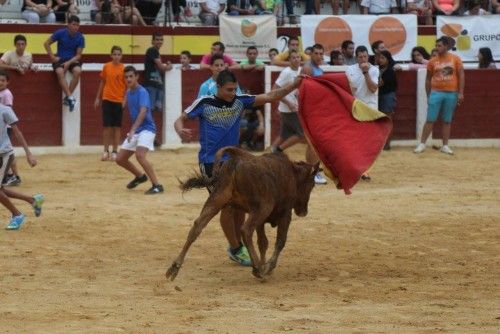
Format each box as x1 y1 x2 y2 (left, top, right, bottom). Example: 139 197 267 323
143 32 172 146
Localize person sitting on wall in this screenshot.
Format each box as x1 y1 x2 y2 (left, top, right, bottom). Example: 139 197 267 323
198 0 225 26
240 46 265 71
227 0 256 15
360 0 397 14
200 42 238 70
463 0 490 15
95 0 148 25
406 0 433 25
43 15 84 113
52 0 79 23
135 0 162 25
22 0 56 23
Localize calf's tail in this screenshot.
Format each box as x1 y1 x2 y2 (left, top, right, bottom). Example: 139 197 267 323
179 173 217 192
212 146 253 176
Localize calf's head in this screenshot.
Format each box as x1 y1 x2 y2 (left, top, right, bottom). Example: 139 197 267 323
292 161 320 217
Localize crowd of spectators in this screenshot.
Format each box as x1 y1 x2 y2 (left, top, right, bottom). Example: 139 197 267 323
3 0 500 26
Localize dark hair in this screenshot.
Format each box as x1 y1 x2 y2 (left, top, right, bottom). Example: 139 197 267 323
478 47 495 68
467 0 481 10
68 15 80 24
246 46 258 52
180 50 191 58
411 46 430 63
329 50 342 65
152 32 163 40
379 50 395 68
312 43 324 51
212 41 225 53
124 65 137 74
14 34 26 44
216 69 237 87
371 40 384 53
288 36 299 44
111 45 122 53
0 69 9 80
289 49 300 57
436 36 450 46
355 45 369 57
268 48 278 54
210 53 224 65
341 40 354 50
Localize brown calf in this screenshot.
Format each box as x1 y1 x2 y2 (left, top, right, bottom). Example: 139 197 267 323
166 146 319 280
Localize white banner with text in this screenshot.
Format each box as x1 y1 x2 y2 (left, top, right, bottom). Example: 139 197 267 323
220 15 277 61
437 16 500 61
301 15 418 61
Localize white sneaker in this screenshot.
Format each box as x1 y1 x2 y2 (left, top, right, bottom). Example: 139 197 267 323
440 145 454 155
314 173 327 185
413 143 426 153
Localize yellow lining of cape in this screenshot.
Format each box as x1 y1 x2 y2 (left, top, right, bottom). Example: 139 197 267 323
352 100 389 121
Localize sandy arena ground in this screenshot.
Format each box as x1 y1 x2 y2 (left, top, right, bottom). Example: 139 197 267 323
0 146 499 333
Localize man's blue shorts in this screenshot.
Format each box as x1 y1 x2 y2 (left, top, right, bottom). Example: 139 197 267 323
426 91 458 123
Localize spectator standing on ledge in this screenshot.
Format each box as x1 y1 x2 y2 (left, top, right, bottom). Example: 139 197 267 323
22 0 56 23
271 36 310 67
200 42 238 70
341 40 356 65
414 37 464 155
198 0 225 26
369 40 385 65
268 48 279 62
0 35 36 75
143 32 172 146
44 15 84 112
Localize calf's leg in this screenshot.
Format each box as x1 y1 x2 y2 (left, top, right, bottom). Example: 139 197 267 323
262 212 292 276
166 196 225 281
241 210 272 278
256 224 268 266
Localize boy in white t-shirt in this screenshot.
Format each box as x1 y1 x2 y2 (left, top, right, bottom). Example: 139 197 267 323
0 103 44 230
0 35 36 75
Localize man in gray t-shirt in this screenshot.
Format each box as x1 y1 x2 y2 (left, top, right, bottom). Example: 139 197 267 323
0 104 45 230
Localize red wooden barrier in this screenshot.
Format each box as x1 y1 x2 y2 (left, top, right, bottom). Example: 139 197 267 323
6 71 62 146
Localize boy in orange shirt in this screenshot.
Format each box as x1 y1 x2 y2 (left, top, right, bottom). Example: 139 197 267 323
94 46 126 161
414 37 465 155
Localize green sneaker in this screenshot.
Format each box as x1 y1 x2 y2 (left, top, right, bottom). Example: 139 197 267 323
227 245 252 267
32 194 44 217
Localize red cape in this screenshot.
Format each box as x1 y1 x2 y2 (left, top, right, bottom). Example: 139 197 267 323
298 73 392 194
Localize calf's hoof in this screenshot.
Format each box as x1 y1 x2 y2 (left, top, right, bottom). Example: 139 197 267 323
166 262 181 281
252 267 263 278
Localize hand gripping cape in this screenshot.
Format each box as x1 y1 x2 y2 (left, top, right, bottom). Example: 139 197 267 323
298 73 392 195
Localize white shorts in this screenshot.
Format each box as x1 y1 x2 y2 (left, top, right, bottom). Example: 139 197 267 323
0 151 14 185
120 130 156 152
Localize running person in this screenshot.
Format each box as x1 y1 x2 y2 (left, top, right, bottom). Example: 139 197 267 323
174 69 303 266
0 103 44 230
301 43 328 185
94 46 126 162
115 65 164 195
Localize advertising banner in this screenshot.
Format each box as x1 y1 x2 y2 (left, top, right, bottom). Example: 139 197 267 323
301 15 418 61
437 16 500 61
220 15 277 61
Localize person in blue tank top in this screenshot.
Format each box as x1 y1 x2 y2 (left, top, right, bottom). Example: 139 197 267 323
301 43 329 185
174 69 302 267
115 66 164 195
